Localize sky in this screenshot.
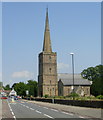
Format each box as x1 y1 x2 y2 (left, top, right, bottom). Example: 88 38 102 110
1 2 101 86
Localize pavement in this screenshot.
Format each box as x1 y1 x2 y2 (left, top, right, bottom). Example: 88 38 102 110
0 99 2 120
23 99 103 119
2 99 13 119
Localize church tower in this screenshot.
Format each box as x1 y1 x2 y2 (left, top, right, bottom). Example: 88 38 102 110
38 8 58 97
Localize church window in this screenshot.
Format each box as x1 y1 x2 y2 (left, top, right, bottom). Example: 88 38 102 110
50 80 51 84
49 68 51 73
49 56 51 60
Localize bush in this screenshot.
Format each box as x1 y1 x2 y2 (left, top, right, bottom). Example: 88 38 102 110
68 93 79 97
96 95 103 99
44 94 49 98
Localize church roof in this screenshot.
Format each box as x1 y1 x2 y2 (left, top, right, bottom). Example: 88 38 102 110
58 73 91 86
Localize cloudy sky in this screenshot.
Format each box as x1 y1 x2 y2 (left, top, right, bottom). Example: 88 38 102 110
1 2 101 86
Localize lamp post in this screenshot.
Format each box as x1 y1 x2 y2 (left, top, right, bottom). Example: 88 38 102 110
70 53 75 100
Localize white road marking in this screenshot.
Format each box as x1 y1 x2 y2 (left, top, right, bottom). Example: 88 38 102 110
62 112 73 116
10 108 12 112
79 116 85 118
12 112 14 116
26 106 29 108
36 110 42 114
44 114 53 119
30 108 34 110
51 109 58 112
13 116 16 118
43 107 48 109
13 115 16 120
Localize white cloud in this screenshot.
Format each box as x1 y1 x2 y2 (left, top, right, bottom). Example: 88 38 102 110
12 71 34 79
57 63 69 71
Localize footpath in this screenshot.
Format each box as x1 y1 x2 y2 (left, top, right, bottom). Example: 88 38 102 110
23 99 103 120
1 99 13 119
0 99 2 120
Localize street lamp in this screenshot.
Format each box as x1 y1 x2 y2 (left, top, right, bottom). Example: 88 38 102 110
70 53 75 100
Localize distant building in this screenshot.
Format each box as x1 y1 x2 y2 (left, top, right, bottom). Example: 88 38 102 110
58 74 91 96
0 88 11 96
9 89 17 96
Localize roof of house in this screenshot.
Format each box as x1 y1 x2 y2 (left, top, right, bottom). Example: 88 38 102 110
58 73 91 86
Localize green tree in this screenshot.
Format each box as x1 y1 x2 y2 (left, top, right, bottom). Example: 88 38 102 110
81 65 103 96
14 82 27 96
4 84 11 90
27 80 38 97
12 83 17 89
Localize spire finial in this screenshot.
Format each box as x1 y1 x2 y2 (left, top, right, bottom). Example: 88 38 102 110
46 5 48 12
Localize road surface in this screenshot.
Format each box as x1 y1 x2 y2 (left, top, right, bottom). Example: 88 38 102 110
2 98 102 120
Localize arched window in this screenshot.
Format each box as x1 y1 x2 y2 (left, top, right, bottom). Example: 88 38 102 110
49 68 51 73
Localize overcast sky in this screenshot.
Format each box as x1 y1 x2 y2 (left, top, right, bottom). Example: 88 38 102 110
1 2 101 86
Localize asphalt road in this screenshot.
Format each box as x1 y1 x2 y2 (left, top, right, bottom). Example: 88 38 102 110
6 98 91 120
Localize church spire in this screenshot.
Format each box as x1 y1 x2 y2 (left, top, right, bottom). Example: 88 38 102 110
43 8 52 52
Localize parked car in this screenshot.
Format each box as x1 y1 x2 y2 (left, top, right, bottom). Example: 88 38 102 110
1 96 7 99
14 96 18 100
17 96 22 99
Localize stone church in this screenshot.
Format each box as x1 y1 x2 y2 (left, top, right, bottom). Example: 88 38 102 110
38 9 91 97
38 9 58 97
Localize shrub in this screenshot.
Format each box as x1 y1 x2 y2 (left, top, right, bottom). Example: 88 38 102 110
44 94 49 98
68 93 79 97
96 95 103 99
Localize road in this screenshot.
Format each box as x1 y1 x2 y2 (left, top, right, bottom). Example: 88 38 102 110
2 98 93 120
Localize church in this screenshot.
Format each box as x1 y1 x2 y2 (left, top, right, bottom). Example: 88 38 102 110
38 8 58 97
38 9 91 97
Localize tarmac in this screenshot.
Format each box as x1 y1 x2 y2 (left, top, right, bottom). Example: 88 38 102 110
23 99 103 120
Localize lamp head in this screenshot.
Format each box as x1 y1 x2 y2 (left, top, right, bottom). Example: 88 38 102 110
70 53 74 55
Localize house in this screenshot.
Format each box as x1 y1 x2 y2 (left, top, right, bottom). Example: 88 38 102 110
9 89 17 96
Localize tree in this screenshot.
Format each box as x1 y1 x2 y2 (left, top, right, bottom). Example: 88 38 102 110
81 67 97 81
14 82 27 96
12 83 17 89
4 84 11 90
81 65 103 96
26 80 38 97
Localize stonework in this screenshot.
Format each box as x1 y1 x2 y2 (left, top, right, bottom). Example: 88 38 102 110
38 9 58 97
58 81 91 97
